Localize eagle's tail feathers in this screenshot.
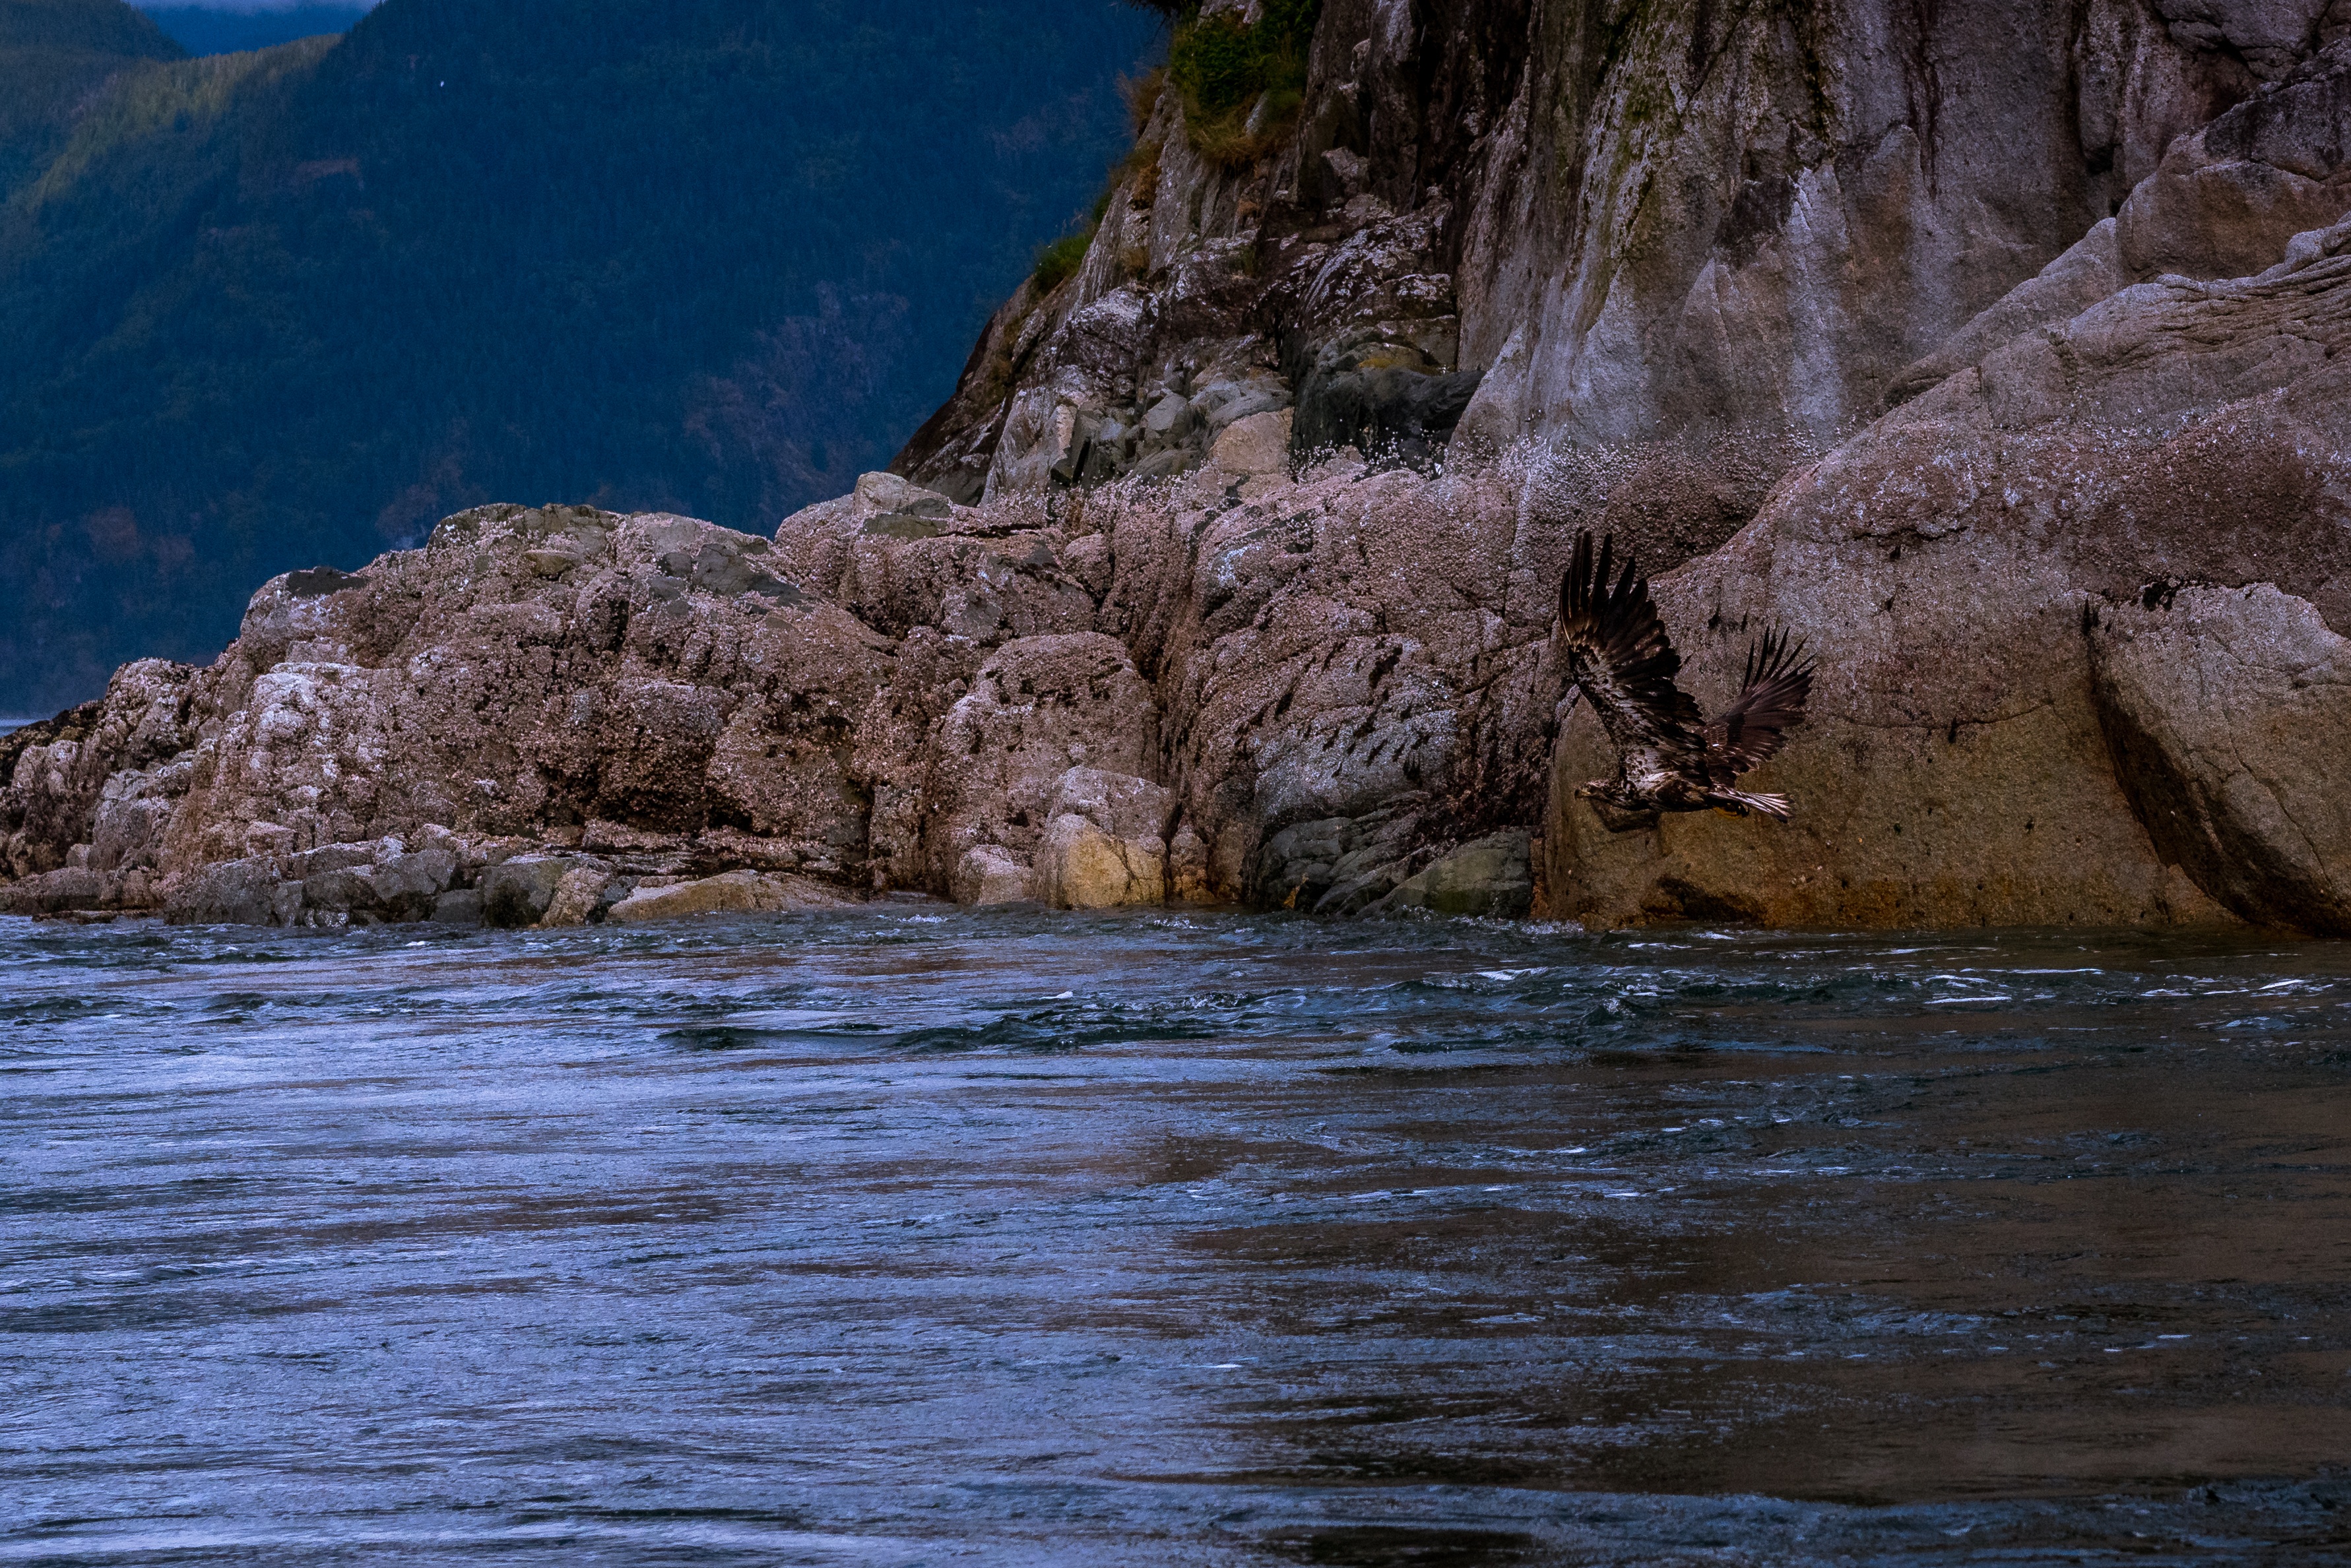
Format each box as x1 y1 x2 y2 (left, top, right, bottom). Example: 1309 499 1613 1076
1712 788 1791 821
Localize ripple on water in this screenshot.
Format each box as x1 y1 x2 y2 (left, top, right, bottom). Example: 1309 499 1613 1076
3 912 2350 1563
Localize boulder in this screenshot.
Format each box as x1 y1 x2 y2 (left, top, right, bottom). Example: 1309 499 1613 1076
604 869 853 924
774 470 956 598
1167 825 1215 904
1374 832 1533 918
1035 813 1165 909
164 856 302 927
1044 767 1174 842
1208 409 1294 478
0 867 114 917
536 865 621 928
854 470 952 520
150 836 465 927
1030 766 1175 909
951 845 1035 906
300 844 459 924
432 890 484 926
1250 812 1429 916
478 856 581 929
2090 584 2351 933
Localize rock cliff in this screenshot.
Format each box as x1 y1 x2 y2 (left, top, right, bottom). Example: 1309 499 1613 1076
11 1 2351 931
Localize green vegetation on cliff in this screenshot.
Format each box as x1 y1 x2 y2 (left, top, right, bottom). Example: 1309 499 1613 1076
1167 0 1318 165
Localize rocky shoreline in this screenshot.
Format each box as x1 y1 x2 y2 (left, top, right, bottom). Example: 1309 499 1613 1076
11 5 2351 933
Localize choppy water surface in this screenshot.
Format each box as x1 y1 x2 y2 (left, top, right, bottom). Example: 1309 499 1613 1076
5 910 2350 1565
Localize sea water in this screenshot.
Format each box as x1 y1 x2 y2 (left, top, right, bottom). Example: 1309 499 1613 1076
4 909 2348 1564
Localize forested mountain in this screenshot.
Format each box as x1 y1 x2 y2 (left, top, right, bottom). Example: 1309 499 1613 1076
0 0 183 197
139 5 371 57
0 0 1159 712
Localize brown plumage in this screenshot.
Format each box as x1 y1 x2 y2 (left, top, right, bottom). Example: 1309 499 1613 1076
1554 531 1815 821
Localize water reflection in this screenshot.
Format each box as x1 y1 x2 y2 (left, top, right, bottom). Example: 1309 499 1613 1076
3 911 2348 1563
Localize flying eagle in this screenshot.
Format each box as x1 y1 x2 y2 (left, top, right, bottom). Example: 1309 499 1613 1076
1555 530 1815 822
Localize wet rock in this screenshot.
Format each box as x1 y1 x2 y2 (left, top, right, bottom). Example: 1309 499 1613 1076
952 845 1034 905
1167 825 1214 904
432 890 484 926
164 856 302 927
603 869 853 923
1032 767 1175 910
298 843 460 924
1374 831 1532 918
0 867 113 916
535 866 620 928
479 856 583 929
1036 813 1165 909
1252 816 1366 911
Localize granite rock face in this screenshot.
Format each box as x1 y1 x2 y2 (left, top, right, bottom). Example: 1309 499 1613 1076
1543 194 2351 931
15 3 2351 932
894 0 2299 495
2 505 918 925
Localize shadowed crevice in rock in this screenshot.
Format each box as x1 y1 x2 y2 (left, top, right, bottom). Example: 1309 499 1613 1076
282 567 371 599
2088 586 2351 935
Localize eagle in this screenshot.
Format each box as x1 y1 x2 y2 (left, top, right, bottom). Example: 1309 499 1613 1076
1555 530 1815 823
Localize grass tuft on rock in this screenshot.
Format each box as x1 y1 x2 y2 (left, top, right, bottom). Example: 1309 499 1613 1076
1031 228 1094 293
1165 0 1320 168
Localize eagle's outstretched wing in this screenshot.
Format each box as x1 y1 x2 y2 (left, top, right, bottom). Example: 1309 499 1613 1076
1555 532 1707 773
1706 627 1814 779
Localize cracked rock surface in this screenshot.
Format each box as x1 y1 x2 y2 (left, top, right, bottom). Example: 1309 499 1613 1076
15 6 2351 931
